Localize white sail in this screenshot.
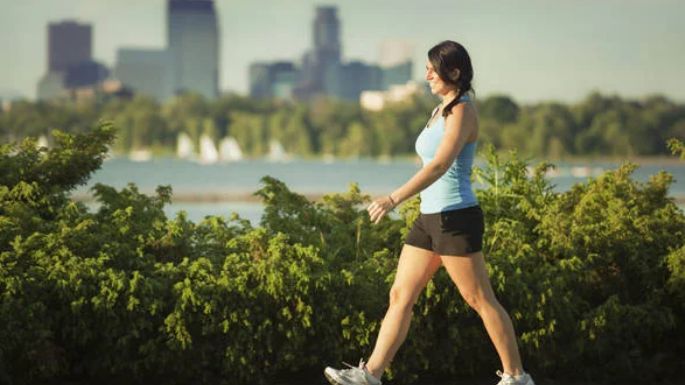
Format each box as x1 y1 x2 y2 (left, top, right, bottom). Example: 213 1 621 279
199 134 219 164
219 136 243 161
267 139 288 162
177 132 195 159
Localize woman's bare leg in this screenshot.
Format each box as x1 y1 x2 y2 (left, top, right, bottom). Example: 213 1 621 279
365 244 442 379
440 251 524 375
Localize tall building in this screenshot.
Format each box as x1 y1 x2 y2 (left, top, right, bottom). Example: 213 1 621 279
249 62 298 100
114 48 174 102
48 21 92 73
249 63 271 99
271 62 298 99
313 6 341 68
64 60 109 88
168 0 220 99
37 72 65 100
325 61 382 101
38 20 109 100
297 6 342 99
381 62 412 90
249 6 415 103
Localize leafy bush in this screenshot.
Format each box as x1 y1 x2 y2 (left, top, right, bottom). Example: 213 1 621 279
1 125 684 384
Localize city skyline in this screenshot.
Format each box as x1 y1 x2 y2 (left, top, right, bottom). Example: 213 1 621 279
247 6 413 102
1 0 684 103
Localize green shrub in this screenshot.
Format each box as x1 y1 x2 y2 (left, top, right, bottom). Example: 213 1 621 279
1 125 683 384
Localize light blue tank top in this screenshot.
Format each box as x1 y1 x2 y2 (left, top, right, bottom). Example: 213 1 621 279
415 95 478 214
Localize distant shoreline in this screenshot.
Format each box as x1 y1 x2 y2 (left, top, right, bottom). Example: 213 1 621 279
108 153 684 166
70 192 685 205
524 155 685 166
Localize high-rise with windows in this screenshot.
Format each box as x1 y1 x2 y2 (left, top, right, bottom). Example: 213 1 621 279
115 48 174 102
249 5 417 103
249 62 298 100
48 21 92 73
167 0 220 99
297 6 342 99
313 6 341 69
38 20 109 100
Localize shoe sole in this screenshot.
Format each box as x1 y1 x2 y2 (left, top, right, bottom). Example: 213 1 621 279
324 369 342 385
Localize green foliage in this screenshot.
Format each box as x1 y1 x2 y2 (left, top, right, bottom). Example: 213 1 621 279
667 137 685 159
1 125 684 385
4 92 684 159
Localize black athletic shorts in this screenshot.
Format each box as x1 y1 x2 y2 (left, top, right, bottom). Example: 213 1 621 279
405 205 484 256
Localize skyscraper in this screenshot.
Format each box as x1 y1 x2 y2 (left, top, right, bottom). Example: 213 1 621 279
297 6 342 99
167 0 220 99
249 62 298 100
38 20 106 100
250 5 414 103
115 48 174 102
325 61 382 101
48 21 92 73
313 6 341 68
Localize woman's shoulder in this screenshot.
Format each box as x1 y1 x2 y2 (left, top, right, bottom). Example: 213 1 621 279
446 97 479 132
448 99 474 116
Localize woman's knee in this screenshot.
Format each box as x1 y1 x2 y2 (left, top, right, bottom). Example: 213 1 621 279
460 289 497 313
388 285 417 312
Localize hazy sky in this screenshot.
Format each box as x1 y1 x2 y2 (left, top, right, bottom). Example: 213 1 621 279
1 0 684 103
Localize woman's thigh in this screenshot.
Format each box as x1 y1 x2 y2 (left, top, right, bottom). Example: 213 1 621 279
439 251 497 304
391 244 442 300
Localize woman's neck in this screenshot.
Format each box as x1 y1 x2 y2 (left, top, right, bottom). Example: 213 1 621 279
440 89 460 107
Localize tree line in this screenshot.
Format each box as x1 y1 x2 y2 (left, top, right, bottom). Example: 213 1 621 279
1 92 683 158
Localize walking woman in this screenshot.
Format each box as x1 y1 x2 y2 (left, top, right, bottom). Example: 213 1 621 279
324 40 535 385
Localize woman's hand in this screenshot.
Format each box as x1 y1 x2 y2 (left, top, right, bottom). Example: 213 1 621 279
367 195 397 224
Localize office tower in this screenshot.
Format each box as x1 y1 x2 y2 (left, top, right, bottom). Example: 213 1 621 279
270 62 298 99
64 60 109 88
38 20 93 100
325 61 382 101
313 6 341 68
37 72 65 100
249 63 271 99
48 21 92 73
297 6 342 99
114 48 174 102
381 62 412 90
168 0 220 99
38 20 110 100
249 62 298 100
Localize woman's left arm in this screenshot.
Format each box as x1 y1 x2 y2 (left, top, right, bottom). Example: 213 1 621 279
367 103 475 223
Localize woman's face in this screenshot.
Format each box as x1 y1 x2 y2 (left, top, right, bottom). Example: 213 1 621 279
425 60 455 96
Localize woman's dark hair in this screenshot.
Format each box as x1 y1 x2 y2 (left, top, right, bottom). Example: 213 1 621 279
428 40 474 117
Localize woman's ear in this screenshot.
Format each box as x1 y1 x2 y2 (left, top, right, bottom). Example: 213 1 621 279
451 68 461 81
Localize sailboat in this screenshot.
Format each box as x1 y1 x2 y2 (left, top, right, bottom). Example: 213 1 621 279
267 139 288 162
176 132 195 160
219 136 244 161
198 134 219 164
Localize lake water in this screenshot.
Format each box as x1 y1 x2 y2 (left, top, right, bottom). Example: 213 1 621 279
74 157 685 224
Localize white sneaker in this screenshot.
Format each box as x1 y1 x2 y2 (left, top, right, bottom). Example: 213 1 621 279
495 370 535 385
324 359 382 385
